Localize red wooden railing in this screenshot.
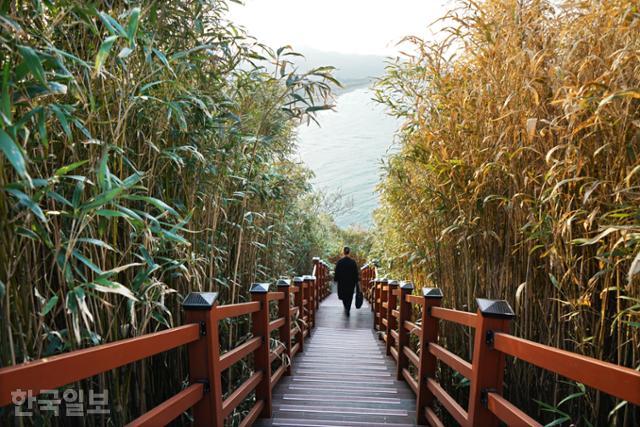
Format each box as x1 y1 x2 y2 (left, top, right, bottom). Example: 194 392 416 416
0 258 332 426
360 264 640 426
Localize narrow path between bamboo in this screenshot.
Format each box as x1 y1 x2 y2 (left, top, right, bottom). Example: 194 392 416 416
258 290 417 427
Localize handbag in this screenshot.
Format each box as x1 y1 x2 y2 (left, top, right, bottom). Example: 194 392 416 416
355 282 363 309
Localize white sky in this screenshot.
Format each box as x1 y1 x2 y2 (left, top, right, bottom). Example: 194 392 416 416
227 0 453 56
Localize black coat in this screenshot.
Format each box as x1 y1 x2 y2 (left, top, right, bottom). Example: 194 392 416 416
334 256 359 300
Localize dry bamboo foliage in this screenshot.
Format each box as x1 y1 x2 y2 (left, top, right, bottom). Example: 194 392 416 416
373 0 639 424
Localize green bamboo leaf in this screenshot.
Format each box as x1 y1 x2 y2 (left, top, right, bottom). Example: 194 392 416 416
16 226 40 240
41 295 59 316
1 62 11 125
165 229 189 244
0 128 28 179
82 187 124 210
98 12 127 37
97 152 112 190
126 8 141 44
96 209 128 218
6 188 46 222
49 104 72 140
55 160 88 176
17 45 47 85
72 249 103 274
37 108 48 147
76 237 116 252
124 194 179 216
95 35 118 73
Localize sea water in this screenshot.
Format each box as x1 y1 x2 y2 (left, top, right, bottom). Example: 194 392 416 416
296 86 399 229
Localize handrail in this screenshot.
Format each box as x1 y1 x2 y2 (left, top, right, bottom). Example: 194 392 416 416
371 281 640 426
0 256 331 426
127 383 205 427
486 392 542 427
222 371 264 418
493 332 640 405
0 324 200 406
215 301 261 319
431 306 477 328
219 337 262 371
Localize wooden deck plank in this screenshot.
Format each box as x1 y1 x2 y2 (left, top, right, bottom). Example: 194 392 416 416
255 291 417 426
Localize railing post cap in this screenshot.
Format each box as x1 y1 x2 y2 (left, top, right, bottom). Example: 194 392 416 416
476 298 515 319
400 281 414 290
183 292 218 310
361 263 369 270
388 280 400 287
303 275 315 281
250 283 271 293
276 278 291 287
293 276 304 284
423 287 443 299
312 257 320 263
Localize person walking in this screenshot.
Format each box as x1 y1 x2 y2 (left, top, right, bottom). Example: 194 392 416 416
334 246 359 316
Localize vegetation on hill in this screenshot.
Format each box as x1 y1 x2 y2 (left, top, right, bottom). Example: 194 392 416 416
0 0 339 424
373 0 640 425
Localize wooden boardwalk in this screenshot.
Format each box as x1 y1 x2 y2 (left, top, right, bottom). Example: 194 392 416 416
256 291 417 427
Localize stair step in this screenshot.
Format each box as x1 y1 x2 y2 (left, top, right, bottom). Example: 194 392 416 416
267 292 417 426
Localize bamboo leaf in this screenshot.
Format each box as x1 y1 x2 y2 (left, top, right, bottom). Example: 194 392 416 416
82 187 124 210
55 160 88 176
95 35 118 73
89 278 138 301
0 128 28 179
76 238 116 252
72 249 103 274
6 188 46 222
126 8 141 44
17 45 47 85
41 295 59 316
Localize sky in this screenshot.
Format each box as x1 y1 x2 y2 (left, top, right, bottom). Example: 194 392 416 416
228 0 452 56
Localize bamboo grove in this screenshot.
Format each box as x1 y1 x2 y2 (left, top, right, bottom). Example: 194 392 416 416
373 0 639 425
0 0 338 424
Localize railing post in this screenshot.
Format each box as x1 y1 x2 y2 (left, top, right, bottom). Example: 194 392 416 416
365 272 370 302
361 264 368 301
468 298 515 427
379 278 388 341
312 257 320 308
386 280 399 356
322 262 328 299
277 279 292 376
303 275 314 330
396 282 414 381
183 292 224 427
251 283 273 418
372 278 380 328
416 287 443 425
321 262 326 299
294 276 305 353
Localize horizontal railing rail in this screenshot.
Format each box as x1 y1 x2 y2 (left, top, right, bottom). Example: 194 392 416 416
0 257 333 426
369 280 640 426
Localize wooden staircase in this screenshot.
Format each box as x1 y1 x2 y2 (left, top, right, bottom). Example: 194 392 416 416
257 292 417 426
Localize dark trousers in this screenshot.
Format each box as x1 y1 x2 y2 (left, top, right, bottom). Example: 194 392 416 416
342 291 353 311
